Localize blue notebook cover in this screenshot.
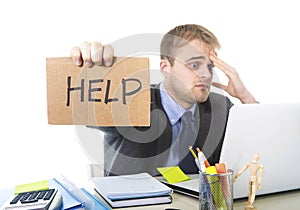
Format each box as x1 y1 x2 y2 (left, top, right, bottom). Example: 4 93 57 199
49 178 83 209
51 178 109 210
81 188 110 210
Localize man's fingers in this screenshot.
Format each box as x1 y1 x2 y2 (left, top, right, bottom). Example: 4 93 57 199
81 41 93 67
91 41 103 66
210 52 235 76
103 44 114 67
70 47 83 66
71 42 114 67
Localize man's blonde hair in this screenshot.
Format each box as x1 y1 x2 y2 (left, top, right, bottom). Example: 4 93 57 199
160 24 221 66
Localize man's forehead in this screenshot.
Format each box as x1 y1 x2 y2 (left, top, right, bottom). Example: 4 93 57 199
173 40 214 61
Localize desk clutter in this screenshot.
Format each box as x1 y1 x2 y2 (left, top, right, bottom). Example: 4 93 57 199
157 146 234 210
1 173 173 209
0 177 110 210
2 147 259 210
157 166 233 210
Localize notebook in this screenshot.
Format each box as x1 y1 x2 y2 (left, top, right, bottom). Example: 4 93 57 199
92 173 172 208
219 103 300 199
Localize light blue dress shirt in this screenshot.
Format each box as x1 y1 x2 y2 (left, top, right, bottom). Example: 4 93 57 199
159 83 196 166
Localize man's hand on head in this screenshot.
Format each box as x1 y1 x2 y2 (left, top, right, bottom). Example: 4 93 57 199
209 52 257 104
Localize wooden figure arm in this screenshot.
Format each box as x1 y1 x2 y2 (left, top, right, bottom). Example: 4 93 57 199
234 163 249 182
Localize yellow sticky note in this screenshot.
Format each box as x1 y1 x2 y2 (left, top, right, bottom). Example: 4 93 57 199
157 166 190 184
14 180 49 194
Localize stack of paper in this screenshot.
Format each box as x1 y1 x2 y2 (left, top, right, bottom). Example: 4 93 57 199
92 173 173 208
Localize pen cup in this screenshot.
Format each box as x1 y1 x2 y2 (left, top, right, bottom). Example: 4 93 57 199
199 169 233 210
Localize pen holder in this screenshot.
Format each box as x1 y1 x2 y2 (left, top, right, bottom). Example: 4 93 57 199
199 169 233 210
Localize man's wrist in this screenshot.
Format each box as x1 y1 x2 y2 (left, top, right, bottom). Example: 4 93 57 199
239 91 258 104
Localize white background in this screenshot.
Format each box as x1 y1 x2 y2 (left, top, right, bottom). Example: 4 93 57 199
0 0 299 188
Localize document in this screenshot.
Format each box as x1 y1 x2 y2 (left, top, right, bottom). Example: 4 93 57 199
92 173 173 208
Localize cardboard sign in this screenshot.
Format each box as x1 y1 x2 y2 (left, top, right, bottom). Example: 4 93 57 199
46 57 150 126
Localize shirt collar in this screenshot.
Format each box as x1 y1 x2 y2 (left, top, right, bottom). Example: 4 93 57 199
160 82 196 125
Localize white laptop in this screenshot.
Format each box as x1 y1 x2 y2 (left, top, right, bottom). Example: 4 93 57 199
219 103 300 199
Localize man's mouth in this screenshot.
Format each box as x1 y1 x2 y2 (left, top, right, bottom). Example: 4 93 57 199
195 83 209 90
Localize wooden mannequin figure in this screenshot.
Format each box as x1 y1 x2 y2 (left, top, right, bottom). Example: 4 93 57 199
234 153 264 210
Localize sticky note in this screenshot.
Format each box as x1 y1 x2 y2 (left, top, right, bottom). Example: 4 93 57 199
157 166 190 184
14 180 49 194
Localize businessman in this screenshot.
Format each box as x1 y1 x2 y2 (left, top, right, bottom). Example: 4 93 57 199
71 24 257 176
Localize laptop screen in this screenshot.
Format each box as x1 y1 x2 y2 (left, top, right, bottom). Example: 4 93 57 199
219 103 300 198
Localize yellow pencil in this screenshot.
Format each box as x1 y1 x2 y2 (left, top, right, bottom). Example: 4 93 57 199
189 146 198 159
189 146 201 170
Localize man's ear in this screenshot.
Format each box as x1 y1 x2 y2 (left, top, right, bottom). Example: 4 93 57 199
160 59 170 76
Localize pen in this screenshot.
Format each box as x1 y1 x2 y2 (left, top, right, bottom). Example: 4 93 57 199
196 147 210 168
189 146 200 170
199 172 212 210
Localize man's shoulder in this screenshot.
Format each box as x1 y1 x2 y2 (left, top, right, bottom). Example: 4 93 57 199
208 91 228 100
206 92 233 110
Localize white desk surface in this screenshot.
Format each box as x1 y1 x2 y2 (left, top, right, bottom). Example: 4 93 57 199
94 189 300 209
1 186 299 209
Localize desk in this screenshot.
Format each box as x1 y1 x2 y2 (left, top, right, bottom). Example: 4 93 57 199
234 190 300 210
93 189 300 209
1 188 299 209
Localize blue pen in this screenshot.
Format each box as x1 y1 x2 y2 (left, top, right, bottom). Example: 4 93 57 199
199 171 213 210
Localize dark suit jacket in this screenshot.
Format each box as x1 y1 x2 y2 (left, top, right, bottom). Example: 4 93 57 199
93 84 233 176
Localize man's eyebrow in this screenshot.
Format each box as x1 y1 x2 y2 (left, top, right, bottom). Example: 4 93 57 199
185 56 205 62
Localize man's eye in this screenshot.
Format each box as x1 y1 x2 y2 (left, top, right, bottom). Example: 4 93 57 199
208 64 214 72
188 62 200 70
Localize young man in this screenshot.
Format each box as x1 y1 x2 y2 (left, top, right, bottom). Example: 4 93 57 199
71 24 257 176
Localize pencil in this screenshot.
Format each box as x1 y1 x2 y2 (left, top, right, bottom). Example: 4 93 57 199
189 146 198 159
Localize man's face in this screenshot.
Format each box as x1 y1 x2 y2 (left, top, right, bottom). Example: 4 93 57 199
162 39 214 109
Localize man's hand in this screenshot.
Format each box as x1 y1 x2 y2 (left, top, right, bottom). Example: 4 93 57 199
209 52 257 104
70 41 114 67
